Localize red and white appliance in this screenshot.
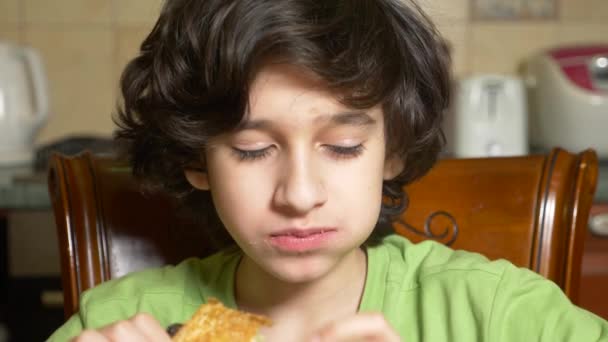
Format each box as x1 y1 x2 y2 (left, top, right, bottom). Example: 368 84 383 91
526 45 608 157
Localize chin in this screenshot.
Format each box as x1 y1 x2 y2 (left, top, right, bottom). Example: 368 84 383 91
270 264 331 284
263 250 351 284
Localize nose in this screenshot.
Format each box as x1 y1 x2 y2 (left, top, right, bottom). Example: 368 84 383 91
273 151 327 215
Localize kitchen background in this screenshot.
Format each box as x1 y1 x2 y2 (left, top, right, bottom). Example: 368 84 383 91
0 0 607 341
1 0 608 145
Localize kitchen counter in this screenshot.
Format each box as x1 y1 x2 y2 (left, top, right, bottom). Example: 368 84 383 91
0 167 49 210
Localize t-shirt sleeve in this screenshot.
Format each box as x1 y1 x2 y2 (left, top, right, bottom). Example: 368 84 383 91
488 264 608 341
47 313 84 342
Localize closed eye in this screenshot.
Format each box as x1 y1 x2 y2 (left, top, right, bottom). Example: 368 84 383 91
231 146 274 161
325 144 365 159
231 144 365 161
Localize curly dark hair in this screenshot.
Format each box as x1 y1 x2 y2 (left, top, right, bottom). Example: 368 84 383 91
114 0 451 247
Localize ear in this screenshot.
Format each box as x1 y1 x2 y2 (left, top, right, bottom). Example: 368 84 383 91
383 156 404 180
184 167 210 190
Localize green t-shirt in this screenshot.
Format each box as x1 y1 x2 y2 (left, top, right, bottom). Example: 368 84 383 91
48 234 608 341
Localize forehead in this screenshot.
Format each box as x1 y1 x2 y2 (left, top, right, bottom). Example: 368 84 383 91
245 63 383 127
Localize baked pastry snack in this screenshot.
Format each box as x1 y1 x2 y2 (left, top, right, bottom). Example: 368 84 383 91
171 298 272 342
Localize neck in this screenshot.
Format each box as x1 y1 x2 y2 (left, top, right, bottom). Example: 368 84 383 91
234 247 368 324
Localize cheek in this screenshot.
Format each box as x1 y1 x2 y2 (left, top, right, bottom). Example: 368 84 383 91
207 165 272 232
325 155 386 216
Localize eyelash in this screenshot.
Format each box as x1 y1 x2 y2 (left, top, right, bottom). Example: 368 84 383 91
231 144 365 161
326 144 365 159
232 147 273 161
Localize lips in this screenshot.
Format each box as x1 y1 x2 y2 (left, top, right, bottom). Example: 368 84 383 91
270 228 335 238
268 228 337 252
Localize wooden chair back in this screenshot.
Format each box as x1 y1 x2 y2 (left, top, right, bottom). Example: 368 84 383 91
48 148 598 318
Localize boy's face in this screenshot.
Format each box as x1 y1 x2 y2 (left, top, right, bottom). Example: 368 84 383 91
185 63 402 284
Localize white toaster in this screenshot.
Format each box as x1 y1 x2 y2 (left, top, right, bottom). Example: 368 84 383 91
446 75 529 158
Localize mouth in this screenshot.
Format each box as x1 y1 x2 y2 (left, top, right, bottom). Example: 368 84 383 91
268 228 337 252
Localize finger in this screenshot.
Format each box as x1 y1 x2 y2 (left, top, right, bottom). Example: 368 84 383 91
98 319 149 342
130 313 172 342
70 329 109 342
314 313 401 342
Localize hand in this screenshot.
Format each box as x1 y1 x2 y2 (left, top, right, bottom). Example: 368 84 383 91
70 313 172 342
312 312 401 342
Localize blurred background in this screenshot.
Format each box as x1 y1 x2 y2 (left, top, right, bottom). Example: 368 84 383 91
0 0 607 146
2 0 607 161
0 0 607 340
0 0 164 145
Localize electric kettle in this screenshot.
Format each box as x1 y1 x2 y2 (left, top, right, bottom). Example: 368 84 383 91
0 42 50 166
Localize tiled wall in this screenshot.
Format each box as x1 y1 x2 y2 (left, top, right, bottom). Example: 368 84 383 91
0 0 163 144
422 0 608 76
0 0 607 144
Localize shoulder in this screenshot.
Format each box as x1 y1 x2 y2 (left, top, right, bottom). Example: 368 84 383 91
370 235 608 341
371 234 510 288
78 247 241 329
486 255 608 340
368 234 571 306
364 235 524 339
80 257 201 308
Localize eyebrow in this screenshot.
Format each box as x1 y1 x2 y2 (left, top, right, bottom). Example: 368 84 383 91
236 111 377 131
320 111 377 127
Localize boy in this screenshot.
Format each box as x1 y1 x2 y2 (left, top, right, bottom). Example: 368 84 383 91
50 0 608 341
